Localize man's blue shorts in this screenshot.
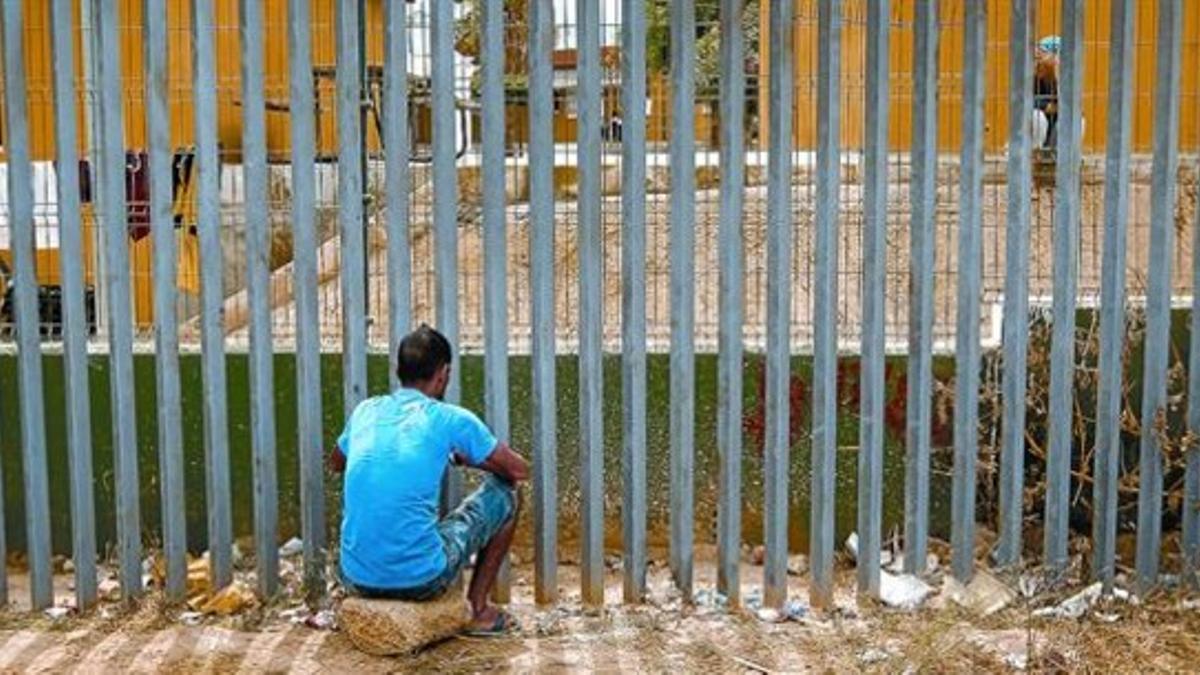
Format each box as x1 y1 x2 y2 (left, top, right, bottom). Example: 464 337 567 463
343 474 517 601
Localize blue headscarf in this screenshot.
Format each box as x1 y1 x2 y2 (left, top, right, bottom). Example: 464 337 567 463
1037 35 1062 56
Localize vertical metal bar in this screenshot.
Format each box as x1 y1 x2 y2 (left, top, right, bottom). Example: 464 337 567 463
951 0 986 584
997 0 1033 570
144 0 186 601
337 0 367 417
1136 0 1183 595
716 0 744 605
1094 0 1135 592
529 0 558 606
240 0 279 599
431 0 462 509
1045 0 1084 574
49 0 98 608
810 0 841 610
191 0 232 590
289 0 325 606
577 0 604 608
385 0 412 390
904 0 937 577
857 0 888 599
95 0 143 599
763 0 793 611
481 0 511 604
668 0 696 599
621 0 648 605
1188 170 1200 584
1 0 52 610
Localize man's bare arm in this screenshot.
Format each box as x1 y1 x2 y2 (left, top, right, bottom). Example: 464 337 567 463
457 442 529 483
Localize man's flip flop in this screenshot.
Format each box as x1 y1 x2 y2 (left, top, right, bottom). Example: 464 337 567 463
462 610 518 638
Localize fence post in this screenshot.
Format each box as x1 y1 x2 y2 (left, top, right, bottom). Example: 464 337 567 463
763 0 794 611
289 0 326 606
810 0 842 610
338 0 367 418
716 0 745 606
48 0 98 608
857 0 889 600
1093 0 1135 592
669 0 697 600
145 0 187 602
385 1 411 389
529 0 559 606
241 0 280 599
997 0 1033 571
621 0 649 604
577 0 605 608
1 0 53 610
1136 0 1183 596
904 0 938 577
1045 0 1085 575
951 0 986 585
191 0 233 591
481 0 512 604
430 0 463 510
94 0 143 599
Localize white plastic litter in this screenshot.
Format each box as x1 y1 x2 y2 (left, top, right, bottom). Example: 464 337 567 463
1032 582 1134 620
878 571 933 610
278 537 304 558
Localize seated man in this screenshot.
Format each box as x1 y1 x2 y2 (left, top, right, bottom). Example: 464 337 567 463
331 324 529 635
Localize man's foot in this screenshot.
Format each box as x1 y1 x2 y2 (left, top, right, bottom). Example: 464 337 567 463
464 606 518 637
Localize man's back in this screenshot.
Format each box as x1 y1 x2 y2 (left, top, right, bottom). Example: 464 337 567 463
339 389 496 590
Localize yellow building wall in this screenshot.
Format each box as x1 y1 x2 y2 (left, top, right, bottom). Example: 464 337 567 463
762 0 1200 153
7 0 389 163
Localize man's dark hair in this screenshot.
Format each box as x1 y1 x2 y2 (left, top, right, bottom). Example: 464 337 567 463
397 324 453 385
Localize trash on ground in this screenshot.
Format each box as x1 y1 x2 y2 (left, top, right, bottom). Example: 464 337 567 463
97 578 121 602
967 628 1047 671
194 580 258 616
879 570 933 610
305 609 337 630
177 611 204 626
43 606 71 621
940 569 1016 616
1032 582 1135 620
858 647 892 664
845 532 894 568
278 537 304 558
885 552 939 575
787 554 808 576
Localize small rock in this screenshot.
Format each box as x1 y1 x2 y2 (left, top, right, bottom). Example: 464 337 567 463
178 611 204 626
859 648 892 664
98 578 122 602
278 537 304 558
787 554 808 576
755 607 784 623
44 607 71 621
845 533 860 561
750 545 766 566
942 569 1016 616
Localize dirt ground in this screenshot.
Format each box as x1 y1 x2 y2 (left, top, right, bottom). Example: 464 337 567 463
213 159 1199 353
2 547 1199 674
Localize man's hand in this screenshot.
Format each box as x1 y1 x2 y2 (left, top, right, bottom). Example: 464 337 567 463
328 445 347 474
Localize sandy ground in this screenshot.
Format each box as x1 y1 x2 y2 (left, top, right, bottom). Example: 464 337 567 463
206 159 1199 353
2 548 1199 673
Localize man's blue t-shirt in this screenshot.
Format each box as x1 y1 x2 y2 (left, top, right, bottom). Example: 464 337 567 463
338 388 497 590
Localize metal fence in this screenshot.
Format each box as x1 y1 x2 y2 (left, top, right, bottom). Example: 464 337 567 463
0 0 1198 614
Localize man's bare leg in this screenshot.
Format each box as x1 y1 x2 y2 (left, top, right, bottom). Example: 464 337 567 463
467 491 520 628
